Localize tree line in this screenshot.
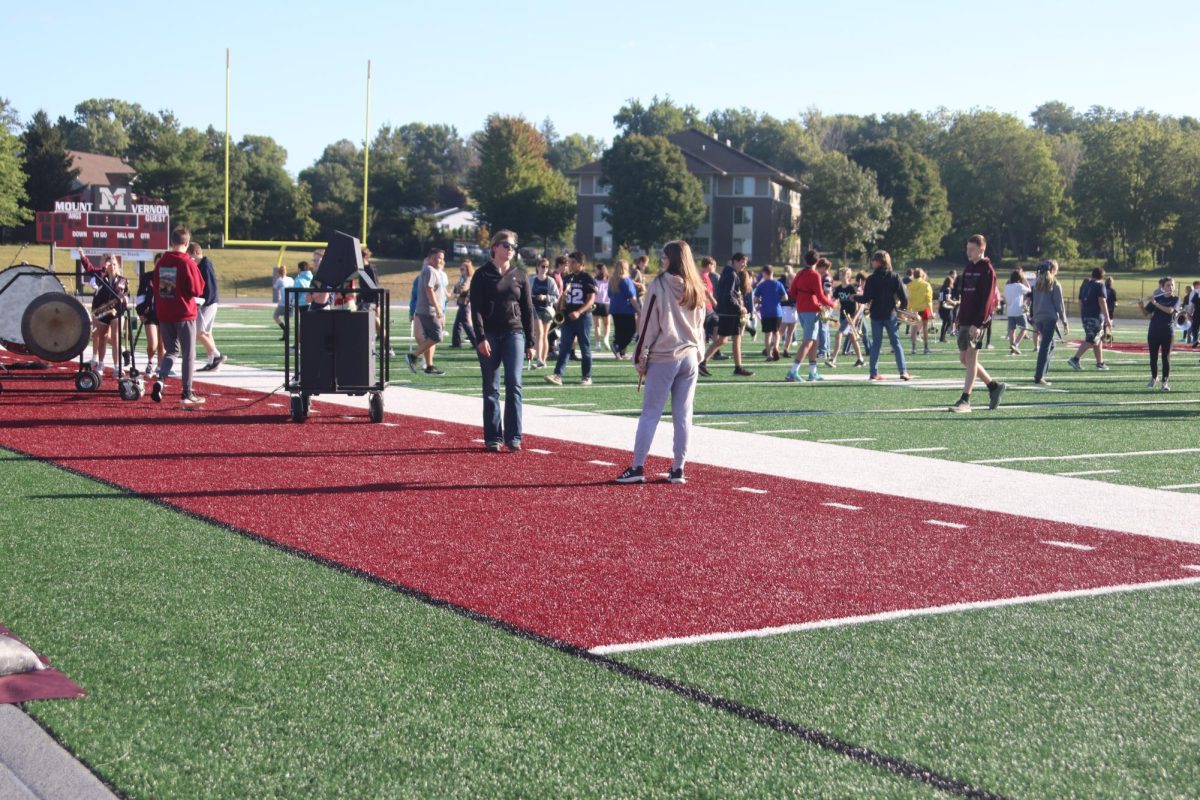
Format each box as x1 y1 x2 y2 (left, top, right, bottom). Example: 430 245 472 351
1 95 1197 269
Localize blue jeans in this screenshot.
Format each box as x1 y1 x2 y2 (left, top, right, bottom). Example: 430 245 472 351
553 312 592 379
1034 319 1057 381
816 318 829 358
478 330 525 445
869 317 907 377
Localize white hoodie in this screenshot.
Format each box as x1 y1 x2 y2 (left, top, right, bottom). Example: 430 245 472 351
635 272 706 366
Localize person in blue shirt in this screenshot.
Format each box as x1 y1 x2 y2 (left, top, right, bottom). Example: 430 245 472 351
752 266 787 361
1139 276 1180 391
608 260 641 359
293 261 313 310
1066 267 1113 371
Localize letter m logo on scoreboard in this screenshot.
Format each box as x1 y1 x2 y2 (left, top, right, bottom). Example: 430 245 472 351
97 186 129 212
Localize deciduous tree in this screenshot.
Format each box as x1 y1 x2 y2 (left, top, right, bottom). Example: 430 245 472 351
599 134 707 251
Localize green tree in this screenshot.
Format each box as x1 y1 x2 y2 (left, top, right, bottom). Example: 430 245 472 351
802 150 891 262
21 110 78 221
850 140 950 262
599 134 707 251
57 98 152 156
1074 114 1186 268
0 98 31 229
936 111 1072 260
614 96 712 138
209 129 316 241
547 132 605 174
127 112 222 237
1031 101 1081 136
299 139 363 239
470 115 575 248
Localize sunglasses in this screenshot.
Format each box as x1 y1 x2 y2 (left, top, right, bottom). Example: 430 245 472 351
497 242 518 251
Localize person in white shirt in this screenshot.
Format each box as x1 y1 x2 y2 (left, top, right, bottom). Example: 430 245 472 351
1004 268 1031 355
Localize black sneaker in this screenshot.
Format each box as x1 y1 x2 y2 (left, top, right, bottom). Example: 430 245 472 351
209 354 227 372
151 381 163 403
424 365 446 376
988 382 1007 410
711 351 729 361
197 361 215 372
733 367 754 377
668 467 686 484
506 440 521 452
697 362 711 377
485 441 502 452
405 353 418 373
615 466 645 484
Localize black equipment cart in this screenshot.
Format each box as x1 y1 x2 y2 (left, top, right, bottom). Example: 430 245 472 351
282 232 390 423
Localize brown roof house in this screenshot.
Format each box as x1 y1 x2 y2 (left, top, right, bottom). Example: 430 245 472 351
66 150 137 191
566 129 804 264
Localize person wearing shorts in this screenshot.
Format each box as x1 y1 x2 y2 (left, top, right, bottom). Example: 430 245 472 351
784 252 837 382
752 265 786 361
189 243 226 372
699 253 753 377
907 267 934 355
592 263 611 351
827 267 864 367
949 235 1006 413
1003 268 1031 356
407 248 447 376
1067 267 1113 371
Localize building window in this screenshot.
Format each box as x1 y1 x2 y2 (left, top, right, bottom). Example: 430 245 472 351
700 176 712 195
691 237 710 255
733 177 755 196
580 175 594 194
756 177 769 196
593 204 606 224
732 238 752 259
733 206 753 225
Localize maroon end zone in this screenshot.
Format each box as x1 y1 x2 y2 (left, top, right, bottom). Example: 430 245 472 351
2 368 1199 650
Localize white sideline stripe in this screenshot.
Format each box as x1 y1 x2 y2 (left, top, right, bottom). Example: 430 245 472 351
765 429 810 434
587 577 1200 654
1057 469 1121 477
190 363 1200 545
382 423 399 427
973 447 1200 464
588 460 616 467
1161 483 1200 491
819 437 875 443
528 448 553 455
267 403 284 408
926 520 967 529
424 430 445 436
1185 565 1200 572
697 421 748 426
892 446 947 453
471 438 486 443
734 487 769 494
1043 540 1096 551
823 502 862 511
548 403 597 408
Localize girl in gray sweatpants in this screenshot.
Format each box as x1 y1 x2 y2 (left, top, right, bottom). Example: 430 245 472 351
615 241 708 485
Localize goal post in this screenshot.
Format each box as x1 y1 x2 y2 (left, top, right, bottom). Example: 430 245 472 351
222 49 371 249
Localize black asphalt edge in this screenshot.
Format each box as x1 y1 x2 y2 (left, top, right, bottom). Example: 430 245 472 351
2 445 1007 800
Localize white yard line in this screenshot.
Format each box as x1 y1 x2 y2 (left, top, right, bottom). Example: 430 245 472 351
822 502 862 511
1161 483 1200 491
587 577 1200 655
892 447 948 453
764 428 810 434
191 363 1200 545
973 448 1200 465
819 437 876 443
1042 540 1097 551
1056 469 1121 477
734 487 769 494
926 520 967 530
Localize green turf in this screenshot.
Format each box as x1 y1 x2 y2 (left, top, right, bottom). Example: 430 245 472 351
623 586 1200 798
0 451 938 799
206 305 1198 493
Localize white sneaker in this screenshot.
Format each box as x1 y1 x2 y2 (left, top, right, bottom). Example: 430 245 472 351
1147 378 1158 389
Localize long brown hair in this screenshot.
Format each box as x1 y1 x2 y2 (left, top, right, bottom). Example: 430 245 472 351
660 240 705 311
609 260 630 296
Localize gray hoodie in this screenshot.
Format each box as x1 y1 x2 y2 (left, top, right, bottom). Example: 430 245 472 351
635 272 706 366
1030 281 1067 325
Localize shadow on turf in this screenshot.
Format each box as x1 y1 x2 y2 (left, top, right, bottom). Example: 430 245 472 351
0 446 489 464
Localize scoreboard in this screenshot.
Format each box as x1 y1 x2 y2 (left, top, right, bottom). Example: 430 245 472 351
36 186 170 260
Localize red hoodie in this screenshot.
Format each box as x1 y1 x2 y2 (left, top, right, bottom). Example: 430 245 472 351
152 250 205 323
789 268 836 312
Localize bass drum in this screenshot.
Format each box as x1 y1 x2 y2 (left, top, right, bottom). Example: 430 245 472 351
0 264 69 355
21 292 91 362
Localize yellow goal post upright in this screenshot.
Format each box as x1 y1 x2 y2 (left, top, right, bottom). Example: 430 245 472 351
222 49 373 255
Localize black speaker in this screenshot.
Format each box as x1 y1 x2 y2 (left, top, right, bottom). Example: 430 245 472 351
313 231 364 288
299 310 374 391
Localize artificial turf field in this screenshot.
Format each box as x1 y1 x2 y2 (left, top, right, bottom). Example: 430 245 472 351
2 305 1200 798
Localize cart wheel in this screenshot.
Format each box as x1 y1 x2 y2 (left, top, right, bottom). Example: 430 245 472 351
290 394 307 423
302 392 312 415
118 377 139 401
75 369 101 392
368 392 384 423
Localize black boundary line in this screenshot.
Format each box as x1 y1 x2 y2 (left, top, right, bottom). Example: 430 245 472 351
3 445 1007 800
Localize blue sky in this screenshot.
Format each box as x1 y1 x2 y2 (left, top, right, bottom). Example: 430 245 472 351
4 0 1195 175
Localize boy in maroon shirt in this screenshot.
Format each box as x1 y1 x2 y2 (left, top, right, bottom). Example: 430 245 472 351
151 226 207 407
950 234 1006 413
